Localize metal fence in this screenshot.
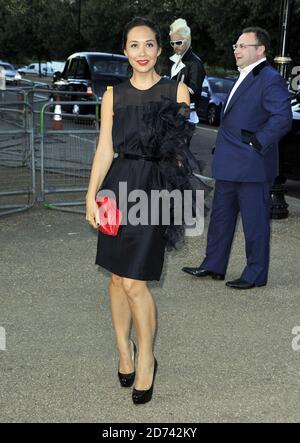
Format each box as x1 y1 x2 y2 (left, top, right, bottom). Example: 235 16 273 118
0 89 35 216
39 100 99 213
0 86 100 217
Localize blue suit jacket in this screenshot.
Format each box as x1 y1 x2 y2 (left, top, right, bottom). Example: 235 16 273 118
212 61 292 182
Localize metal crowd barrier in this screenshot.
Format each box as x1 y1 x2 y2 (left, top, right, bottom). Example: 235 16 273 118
0 86 101 217
39 100 99 213
29 89 99 133
0 94 35 216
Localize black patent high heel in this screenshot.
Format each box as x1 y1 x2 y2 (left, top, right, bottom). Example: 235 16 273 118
132 358 158 405
118 340 136 388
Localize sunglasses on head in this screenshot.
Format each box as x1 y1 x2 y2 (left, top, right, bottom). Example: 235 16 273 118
170 40 186 47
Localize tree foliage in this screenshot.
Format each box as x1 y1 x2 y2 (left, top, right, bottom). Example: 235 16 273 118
0 0 299 72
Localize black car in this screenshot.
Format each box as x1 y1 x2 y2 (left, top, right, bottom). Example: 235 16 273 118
278 91 300 180
197 76 235 125
52 52 129 114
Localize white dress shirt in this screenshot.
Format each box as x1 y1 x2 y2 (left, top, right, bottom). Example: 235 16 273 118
170 53 186 80
170 50 199 124
224 57 266 113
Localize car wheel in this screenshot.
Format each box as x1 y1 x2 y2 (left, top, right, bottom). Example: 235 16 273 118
207 105 220 126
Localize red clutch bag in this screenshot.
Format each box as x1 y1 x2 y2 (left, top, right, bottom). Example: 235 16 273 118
95 196 122 236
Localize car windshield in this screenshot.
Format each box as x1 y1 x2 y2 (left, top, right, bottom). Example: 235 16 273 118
0 63 14 71
90 58 128 77
209 77 234 93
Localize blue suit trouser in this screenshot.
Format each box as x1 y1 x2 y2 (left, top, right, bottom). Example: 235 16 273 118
201 180 271 285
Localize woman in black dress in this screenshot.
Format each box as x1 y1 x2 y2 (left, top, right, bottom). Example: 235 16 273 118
86 17 195 404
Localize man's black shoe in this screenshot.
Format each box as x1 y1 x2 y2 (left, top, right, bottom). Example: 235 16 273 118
182 267 225 280
225 278 266 289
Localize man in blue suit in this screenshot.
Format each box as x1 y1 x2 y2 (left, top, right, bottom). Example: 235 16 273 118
182 27 292 289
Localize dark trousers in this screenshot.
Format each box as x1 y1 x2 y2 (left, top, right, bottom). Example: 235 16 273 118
201 180 271 285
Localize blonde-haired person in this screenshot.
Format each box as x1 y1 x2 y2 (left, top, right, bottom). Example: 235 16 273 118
169 18 206 123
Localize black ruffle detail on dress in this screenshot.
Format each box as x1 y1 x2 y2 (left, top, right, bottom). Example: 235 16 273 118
141 98 212 250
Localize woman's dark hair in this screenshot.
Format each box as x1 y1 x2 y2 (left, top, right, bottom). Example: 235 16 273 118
122 17 161 49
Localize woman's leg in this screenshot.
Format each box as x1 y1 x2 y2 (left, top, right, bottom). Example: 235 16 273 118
109 274 133 373
121 278 156 390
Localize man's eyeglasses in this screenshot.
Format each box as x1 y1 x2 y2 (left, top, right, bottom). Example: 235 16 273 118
232 43 261 50
170 40 186 47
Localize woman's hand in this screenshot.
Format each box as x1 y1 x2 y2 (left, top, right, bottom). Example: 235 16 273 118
85 195 100 229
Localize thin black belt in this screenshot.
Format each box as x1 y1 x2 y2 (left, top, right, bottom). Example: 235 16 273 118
118 153 161 162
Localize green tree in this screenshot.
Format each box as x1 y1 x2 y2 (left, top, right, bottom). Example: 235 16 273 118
0 0 79 64
0 0 299 71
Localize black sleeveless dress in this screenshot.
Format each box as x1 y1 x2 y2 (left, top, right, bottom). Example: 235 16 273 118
95 77 201 281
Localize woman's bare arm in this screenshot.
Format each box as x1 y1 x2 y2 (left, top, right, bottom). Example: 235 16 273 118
177 81 190 106
85 88 114 228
